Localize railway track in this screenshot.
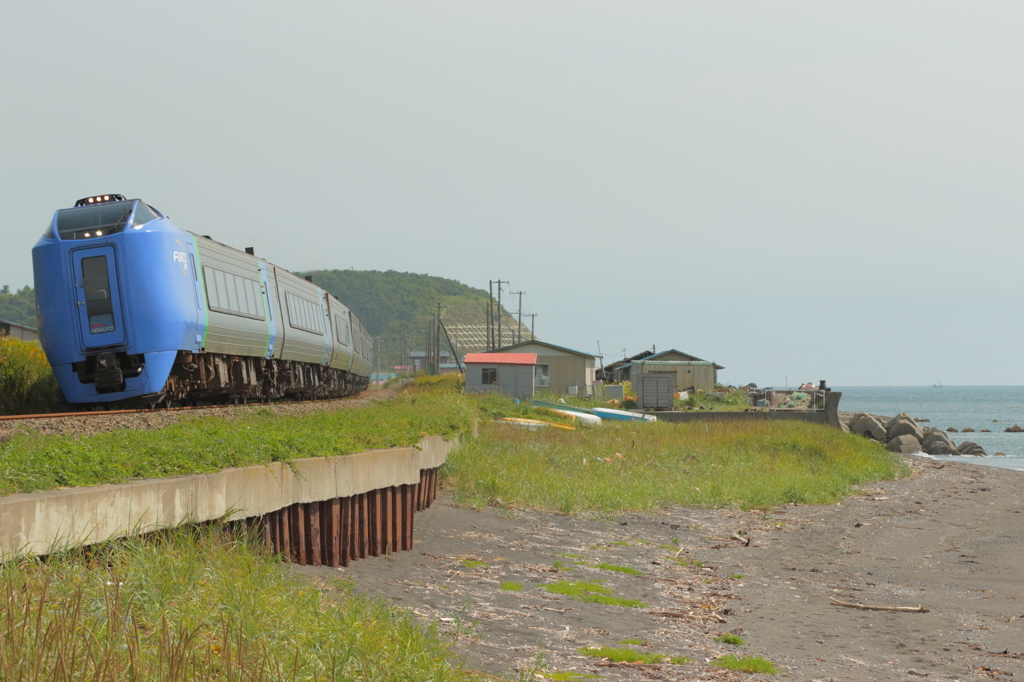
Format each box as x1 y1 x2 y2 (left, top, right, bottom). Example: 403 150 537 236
0 391 377 423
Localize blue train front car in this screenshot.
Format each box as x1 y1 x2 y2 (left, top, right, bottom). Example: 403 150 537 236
33 194 200 404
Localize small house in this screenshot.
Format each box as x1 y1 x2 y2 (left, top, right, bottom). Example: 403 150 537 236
464 353 537 400
488 340 599 397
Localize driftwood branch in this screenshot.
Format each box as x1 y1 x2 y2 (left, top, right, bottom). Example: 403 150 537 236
829 597 929 613
730 532 750 546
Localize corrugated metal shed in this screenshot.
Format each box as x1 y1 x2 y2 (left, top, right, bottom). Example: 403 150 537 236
629 360 718 392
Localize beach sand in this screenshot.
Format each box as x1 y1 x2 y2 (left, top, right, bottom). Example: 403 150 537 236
296 455 1024 680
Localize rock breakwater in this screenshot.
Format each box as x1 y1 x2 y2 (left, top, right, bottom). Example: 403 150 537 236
846 411 995 456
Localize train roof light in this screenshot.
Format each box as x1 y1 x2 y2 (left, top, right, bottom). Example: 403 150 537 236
74 194 126 207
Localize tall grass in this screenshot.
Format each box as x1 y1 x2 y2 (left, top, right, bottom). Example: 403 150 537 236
443 420 908 513
0 391 474 496
0 526 469 681
0 336 58 415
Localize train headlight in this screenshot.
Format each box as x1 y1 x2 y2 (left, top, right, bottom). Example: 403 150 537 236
74 194 127 208
95 230 103 236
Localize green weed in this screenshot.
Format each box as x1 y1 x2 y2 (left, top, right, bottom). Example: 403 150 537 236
0 337 58 415
578 646 661 663
578 646 689 665
712 655 778 673
500 582 523 591
462 560 487 569
545 581 647 608
730 574 744 579
716 633 745 645
593 562 643 575
618 638 645 646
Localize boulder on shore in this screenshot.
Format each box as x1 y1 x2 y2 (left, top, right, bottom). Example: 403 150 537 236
887 434 923 454
946 427 959 433
957 441 987 456
885 413 915 430
922 431 954 450
887 418 925 442
850 413 887 442
1005 425 1023 433
926 441 958 455
962 427 976 433
994 452 1008 456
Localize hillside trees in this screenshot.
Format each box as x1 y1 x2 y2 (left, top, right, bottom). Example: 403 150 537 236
0 286 36 327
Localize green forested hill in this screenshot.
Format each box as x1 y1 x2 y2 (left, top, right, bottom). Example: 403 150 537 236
0 286 36 327
298 269 502 369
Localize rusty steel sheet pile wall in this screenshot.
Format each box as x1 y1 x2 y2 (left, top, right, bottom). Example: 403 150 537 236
0 436 453 563
239 467 439 567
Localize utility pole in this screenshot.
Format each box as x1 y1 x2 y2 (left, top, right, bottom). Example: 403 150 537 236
528 313 536 340
435 303 446 372
495 280 508 349
487 281 494 350
511 291 524 343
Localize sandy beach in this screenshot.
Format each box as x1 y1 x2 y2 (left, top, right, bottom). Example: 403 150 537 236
296 454 1024 680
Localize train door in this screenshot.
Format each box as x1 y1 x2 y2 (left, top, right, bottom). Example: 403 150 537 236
71 246 126 347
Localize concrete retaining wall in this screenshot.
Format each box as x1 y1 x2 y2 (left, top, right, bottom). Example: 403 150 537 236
656 392 843 429
0 435 454 559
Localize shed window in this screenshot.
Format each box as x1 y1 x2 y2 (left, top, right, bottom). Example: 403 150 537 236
482 367 498 385
534 364 549 387
204 266 265 320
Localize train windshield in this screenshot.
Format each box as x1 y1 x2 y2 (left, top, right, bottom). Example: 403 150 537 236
55 201 134 240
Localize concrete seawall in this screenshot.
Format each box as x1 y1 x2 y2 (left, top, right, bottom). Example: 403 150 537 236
0 435 455 561
656 392 843 429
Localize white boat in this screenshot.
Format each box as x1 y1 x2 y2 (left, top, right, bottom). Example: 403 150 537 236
591 407 657 422
545 408 603 426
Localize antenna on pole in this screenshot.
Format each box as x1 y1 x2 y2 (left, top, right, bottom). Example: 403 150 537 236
511 291 524 344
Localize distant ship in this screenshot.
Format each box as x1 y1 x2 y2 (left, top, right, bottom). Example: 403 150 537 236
933 378 943 388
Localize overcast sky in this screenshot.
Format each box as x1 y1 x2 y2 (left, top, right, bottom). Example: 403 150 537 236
2 2 1021 386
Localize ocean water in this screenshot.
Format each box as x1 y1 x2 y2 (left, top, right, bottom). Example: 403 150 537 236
836 386 1024 472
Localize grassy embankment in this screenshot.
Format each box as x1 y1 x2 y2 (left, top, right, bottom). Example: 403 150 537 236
0 390 472 496
443 395 908 514
0 526 471 682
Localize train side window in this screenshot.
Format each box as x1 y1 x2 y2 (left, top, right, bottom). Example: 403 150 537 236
285 292 323 335
335 315 350 344
203 265 265 320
